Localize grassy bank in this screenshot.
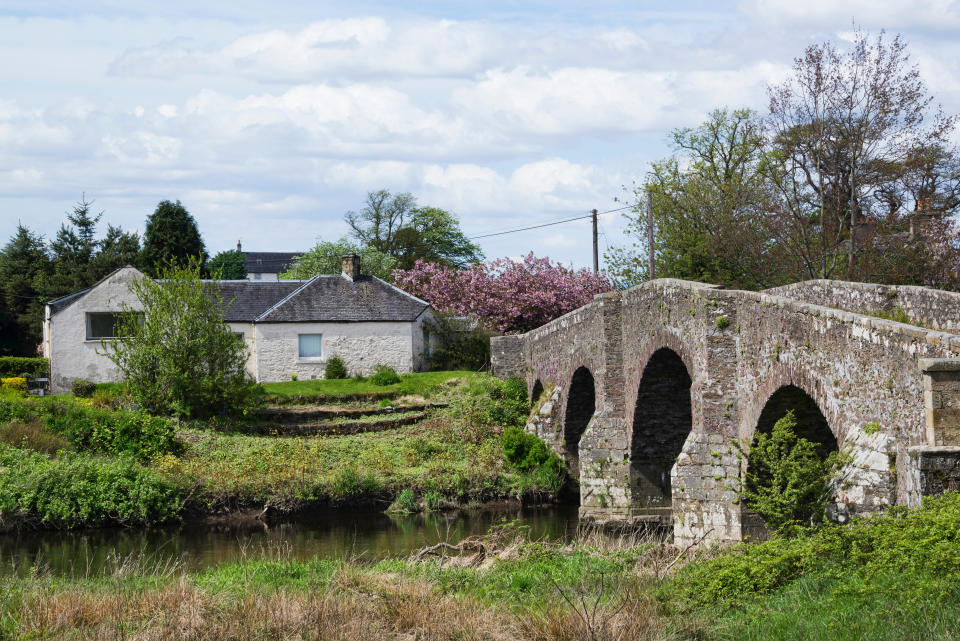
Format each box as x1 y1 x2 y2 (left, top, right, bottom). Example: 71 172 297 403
5 493 960 640
260 370 473 404
0 373 564 529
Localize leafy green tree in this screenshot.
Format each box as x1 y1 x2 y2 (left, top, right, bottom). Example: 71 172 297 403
345 190 481 270
208 249 247 279
141 200 208 275
281 238 397 280
606 109 786 289
103 259 258 418
391 206 483 269
0 224 50 355
740 411 838 530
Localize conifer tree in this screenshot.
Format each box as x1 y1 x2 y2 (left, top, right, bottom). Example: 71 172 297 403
141 200 208 275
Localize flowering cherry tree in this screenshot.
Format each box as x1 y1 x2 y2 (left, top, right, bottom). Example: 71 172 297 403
393 253 615 333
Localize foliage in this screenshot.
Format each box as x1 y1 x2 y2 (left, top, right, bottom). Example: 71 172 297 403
608 108 784 289
863 306 912 325
501 426 564 480
715 315 730 330
393 253 614 333
387 488 419 513
207 249 247 279
0 395 179 462
0 419 71 454
71 378 96 397
422 316 490 371
0 377 26 393
0 443 182 528
369 365 401 386
664 492 960 614
0 224 50 354
324 355 348 380
141 200 208 275
0 356 47 379
280 238 397 281
345 189 482 270
739 411 837 529
423 489 444 511
103 259 259 418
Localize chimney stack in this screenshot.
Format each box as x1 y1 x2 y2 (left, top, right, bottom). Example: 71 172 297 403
341 254 362 281
237 240 242 252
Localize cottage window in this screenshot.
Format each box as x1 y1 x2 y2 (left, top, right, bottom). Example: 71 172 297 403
86 312 138 340
253 273 262 281
298 334 323 359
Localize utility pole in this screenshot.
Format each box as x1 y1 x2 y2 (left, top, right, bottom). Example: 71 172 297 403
646 189 655 280
591 208 599 273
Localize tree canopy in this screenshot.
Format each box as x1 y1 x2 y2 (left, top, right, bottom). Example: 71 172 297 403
141 200 208 275
208 249 248 280
607 31 960 291
281 239 397 281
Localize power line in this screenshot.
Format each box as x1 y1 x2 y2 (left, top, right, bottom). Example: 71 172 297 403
468 205 631 240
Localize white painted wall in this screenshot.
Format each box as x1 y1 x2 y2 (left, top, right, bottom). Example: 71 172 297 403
246 272 280 282
227 321 258 379
255 319 426 381
48 267 144 393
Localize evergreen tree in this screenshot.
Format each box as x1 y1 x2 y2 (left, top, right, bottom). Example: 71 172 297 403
0 224 50 354
92 224 142 279
208 249 247 279
42 196 103 298
141 200 208 274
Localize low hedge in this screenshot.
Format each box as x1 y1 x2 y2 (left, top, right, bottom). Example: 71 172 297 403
0 357 48 379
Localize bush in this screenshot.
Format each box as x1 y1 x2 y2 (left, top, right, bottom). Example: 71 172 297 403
0 443 183 528
387 488 419 513
1 377 27 393
102 259 259 418
423 490 444 511
324 355 348 380
369 365 401 386
739 410 838 529
71 378 97 398
0 356 47 379
0 396 179 462
501 425 565 490
0 419 71 454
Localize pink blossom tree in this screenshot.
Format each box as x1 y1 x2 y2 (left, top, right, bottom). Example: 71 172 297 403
393 253 615 333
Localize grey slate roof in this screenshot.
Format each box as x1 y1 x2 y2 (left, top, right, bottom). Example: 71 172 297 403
244 252 300 274
47 289 90 315
213 281 303 321
257 275 429 323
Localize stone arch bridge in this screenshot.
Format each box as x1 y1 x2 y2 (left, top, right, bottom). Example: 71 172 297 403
491 279 960 544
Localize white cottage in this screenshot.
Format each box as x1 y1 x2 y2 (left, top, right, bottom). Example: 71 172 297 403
43 255 436 393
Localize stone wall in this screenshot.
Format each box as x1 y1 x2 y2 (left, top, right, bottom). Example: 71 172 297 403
767 280 960 333
497 278 960 545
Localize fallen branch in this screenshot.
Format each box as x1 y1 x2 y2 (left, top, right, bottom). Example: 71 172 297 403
658 527 714 580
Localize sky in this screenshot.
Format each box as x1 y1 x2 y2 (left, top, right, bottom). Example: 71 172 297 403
2 0 960 270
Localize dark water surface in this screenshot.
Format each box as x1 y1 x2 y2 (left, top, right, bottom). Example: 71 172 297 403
0 506 580 578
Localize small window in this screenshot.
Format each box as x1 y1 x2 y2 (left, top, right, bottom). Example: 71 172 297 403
86 312 135 340
298 334 322 359
422 328 432 357
232 331 245 341
253 273 262 280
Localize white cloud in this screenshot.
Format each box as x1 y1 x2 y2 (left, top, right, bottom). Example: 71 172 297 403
740 0 960 30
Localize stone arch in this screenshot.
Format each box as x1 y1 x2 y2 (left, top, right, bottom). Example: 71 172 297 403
630 347 693 510
754 384 838 456
564 366 596 480
531 379 544 405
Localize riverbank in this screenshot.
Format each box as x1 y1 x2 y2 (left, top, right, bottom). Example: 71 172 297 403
0 373 566 530
5 493 960 640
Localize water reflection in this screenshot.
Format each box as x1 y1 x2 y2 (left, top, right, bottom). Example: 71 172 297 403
0 506 579 578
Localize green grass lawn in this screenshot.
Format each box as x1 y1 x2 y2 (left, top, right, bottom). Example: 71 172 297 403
260 370 476 403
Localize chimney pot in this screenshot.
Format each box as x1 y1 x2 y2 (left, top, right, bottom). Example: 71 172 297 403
341 254 362 281
237 240 242 252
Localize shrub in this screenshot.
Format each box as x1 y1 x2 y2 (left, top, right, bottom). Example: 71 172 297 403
715 315 730 329
71 378 97 398
102 259 259 418
1 377 27 393
0 356 48 379
325 355 348 380
0 443 183 528
740 410 837 530
501 425 565 488
369 365 401 386
423 490 444 511
0 396 179 462
387 488 419 513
